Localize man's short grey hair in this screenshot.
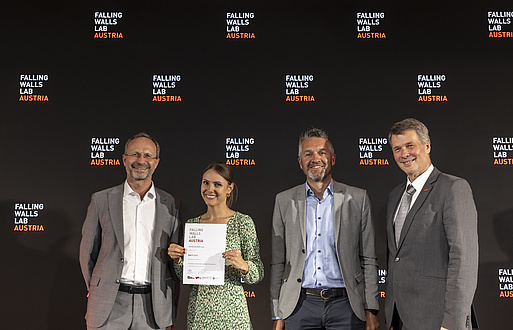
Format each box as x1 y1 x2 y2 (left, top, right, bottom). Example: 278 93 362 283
388 118 430 145
298 127 335 157
124 132 161 158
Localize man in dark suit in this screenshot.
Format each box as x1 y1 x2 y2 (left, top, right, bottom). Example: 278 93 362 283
80 132 180 330
385 118 478 330
270 128 379 330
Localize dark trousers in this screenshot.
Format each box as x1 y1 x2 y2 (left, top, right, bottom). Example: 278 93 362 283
391 306 403 330
284 290 365 330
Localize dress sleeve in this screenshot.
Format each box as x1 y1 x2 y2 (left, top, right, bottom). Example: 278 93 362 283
238 214 264 284
173 258 183 281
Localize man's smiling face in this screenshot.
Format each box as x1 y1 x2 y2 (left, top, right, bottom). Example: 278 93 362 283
390 129 431 182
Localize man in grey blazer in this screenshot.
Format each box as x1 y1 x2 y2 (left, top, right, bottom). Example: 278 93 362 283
385 118 478 330
80 133 180 330
270 128 380 330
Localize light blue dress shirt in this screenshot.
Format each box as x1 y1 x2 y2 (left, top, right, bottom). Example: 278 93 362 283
302 180 345 289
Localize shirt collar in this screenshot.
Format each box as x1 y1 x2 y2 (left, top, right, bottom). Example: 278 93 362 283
407 164 434 192
305 179 334 199
124 181 156 200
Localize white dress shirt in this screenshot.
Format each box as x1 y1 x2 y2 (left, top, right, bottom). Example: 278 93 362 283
121 181 156 285
408 164 434 207
394 164 435 222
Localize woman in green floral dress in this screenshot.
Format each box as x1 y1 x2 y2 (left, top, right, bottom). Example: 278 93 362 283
168 162 264 330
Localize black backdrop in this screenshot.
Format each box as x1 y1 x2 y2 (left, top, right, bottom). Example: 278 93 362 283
2 0 513 329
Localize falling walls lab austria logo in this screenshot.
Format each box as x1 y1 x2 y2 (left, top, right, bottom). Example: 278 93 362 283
492 137 513 165
417 74 448 102
13 203 45 232
90 137 121 166
285 75 315 102
226 12 255 39
498 268 513 297
225 137 256 166
19 74 49 102
488 11 513 38
356 12 386 39
94 11 123 39
358 137 389 166
152 75 182 102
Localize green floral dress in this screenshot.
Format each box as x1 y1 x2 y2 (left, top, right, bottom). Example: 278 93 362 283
175 212 264 330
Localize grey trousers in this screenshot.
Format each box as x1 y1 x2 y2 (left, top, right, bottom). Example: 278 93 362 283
88 290 163 330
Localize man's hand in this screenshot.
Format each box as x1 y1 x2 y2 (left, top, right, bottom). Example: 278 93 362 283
365 310 379 330
273 319 285 330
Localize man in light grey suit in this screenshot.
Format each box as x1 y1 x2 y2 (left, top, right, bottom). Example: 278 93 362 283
80 132 180 330
385 118 478 330
270 128 380 330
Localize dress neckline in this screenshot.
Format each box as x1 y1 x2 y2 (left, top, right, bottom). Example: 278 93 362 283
198 211 237 225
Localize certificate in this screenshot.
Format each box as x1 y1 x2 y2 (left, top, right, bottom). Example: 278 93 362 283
183 223 227 285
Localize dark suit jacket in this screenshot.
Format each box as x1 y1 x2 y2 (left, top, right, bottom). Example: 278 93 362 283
79 183 180 328
385 167 478 330
270 180 379 321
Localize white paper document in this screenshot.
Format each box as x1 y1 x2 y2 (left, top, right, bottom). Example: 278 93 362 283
183 223 227 285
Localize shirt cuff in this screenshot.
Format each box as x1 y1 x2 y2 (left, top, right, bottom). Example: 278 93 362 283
365 309 379 316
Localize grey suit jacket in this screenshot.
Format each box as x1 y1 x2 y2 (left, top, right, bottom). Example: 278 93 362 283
270 180 379 321
385 167 478 330
79 183 180 329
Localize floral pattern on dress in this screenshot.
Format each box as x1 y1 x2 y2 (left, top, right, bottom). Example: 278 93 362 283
175 212 264 330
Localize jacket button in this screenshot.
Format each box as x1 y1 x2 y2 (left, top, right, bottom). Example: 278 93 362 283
115 279 120 284
394 257 400 262
121 258 124 262
302 249 305 253
297 278 302 283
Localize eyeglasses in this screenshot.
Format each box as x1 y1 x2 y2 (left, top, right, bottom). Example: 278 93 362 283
124 152 158 160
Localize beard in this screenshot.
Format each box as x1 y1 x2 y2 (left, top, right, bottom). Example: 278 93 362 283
127 163 153 181
306 163 331 182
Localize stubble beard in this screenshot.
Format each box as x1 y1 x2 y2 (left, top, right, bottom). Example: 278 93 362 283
128 164 152 181
307 164 330 183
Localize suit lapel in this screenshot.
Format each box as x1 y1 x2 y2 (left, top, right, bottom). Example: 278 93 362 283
396 168 440 250
296 186 307 246
387 184 404 255
332 181 344 250
152 188 168 284
109 184 125 257
153 188 170 252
